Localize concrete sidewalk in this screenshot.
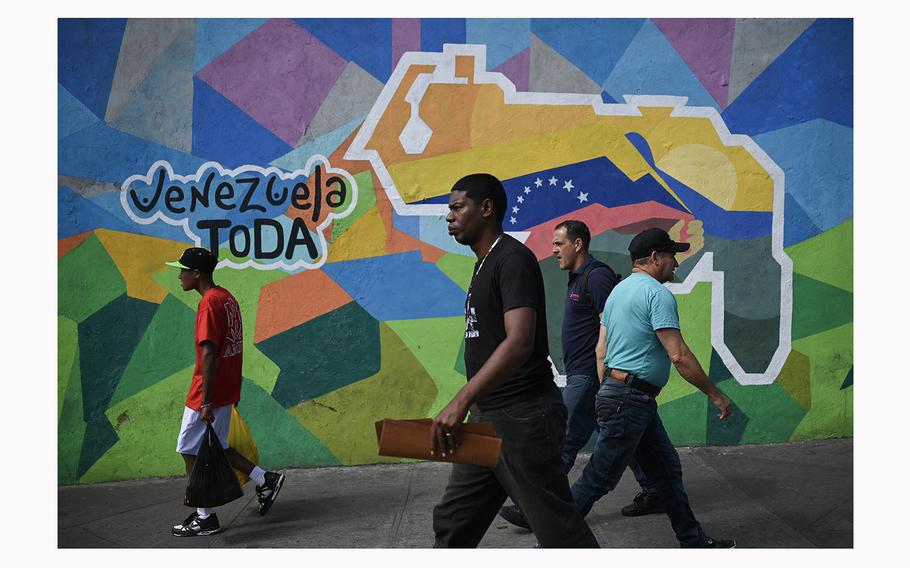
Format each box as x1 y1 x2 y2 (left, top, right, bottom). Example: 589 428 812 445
58 438 852 548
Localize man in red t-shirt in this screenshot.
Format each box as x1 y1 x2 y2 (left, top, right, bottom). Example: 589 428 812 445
166 247 285 537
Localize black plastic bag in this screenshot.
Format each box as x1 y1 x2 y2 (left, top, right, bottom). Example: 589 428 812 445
184 421 243 508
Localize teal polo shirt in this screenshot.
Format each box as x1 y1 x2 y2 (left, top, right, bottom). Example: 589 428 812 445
600 272 680 388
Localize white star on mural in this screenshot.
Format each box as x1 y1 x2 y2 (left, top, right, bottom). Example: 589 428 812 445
534 177 543 188
563 179 574 191
549 176 558 186
524 187 532 194
577 191 589 203
510 216 517 225
517 195 524 204
512 206 520 214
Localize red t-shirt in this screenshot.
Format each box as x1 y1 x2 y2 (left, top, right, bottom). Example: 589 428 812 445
186 287 244 410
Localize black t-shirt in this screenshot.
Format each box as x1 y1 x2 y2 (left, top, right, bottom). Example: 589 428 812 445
463 234 553 409
561 256 620 376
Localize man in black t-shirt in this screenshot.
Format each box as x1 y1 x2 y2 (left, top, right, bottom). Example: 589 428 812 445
430 173 599 548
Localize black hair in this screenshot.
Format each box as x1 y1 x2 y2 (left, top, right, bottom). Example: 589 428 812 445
555 219 591 250
451 173 507 226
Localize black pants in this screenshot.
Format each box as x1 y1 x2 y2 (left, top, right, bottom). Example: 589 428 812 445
432 383 599 548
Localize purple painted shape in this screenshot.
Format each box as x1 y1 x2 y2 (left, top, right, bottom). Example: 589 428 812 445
392 19 420 71
653 18 734 108
196 19 347 146
494 47 529 92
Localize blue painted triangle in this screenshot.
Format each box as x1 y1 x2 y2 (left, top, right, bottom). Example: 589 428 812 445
600 90 618 104
77 417 119 479
58 185 133 239
58 19 127 119
295 19 393 82
86 192 196 244
420 19 465 52
59 84 100 140
722 19 853 136
603 20 718 110
782 194 823 247
194 18 268 72
531 19 645 88
59 121 207 185
466 18 530 70
840 366 853 390
753 119 853 234
192 77 293 168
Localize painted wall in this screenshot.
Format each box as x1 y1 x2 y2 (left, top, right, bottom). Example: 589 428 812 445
58 18 853 484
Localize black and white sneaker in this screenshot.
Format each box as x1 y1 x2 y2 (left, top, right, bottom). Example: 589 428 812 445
172 512 222 537
256 471 285 516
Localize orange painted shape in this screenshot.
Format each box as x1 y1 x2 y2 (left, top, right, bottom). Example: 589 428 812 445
254 269 353 343
521 202 695 261
94 229 192 304
455 56 475 82
58 231 93 259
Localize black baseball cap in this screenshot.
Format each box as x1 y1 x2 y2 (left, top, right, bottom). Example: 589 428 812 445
628 228 690 261
165 247 219 272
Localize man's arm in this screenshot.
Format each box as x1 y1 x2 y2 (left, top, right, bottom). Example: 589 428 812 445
199 341 217 422
594 324 608 383
431 306 536 457
655 328 732 420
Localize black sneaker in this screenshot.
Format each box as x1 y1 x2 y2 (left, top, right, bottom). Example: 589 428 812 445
256 471 285 516
498 504 531 530
620 492 666 517
172 511 222 537
699 537 736 548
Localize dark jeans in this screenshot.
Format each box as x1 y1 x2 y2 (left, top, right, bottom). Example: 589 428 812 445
569 381 709 547
433 383 599 548
562 374 657 494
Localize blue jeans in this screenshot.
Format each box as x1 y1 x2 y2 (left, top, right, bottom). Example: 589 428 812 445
570 380 709 547
562 374 657 494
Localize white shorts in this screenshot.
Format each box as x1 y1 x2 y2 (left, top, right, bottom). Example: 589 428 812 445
175 404 233 455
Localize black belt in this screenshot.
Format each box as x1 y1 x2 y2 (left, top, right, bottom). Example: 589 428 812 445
607 369 661 397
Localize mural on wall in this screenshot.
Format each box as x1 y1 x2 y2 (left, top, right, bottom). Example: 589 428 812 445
58 18 853 484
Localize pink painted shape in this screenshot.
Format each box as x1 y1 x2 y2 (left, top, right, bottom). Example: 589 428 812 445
521 202 694 261
196 19 348 146
494 47 530 92
653 19 735 108
392 19 421 71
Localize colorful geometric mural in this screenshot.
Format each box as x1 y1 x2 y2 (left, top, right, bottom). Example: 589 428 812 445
58 18 853 484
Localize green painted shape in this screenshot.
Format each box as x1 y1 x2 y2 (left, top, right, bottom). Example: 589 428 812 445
79 294 158 423
151 265 285 394
332 170 377 239
77 417 119 478
841 367 853 390
293 323 438 464
707 379 804 444
791 273 853 340
80 365 194 483
58 233 126 322
263 301 381 407
659 282 712 404
786 219 853 293
436 253 475 292
58 343 86 485
657 392 707 445
790 323 853 441
110 294 196 407
540 255 567 374
589 232 635 259
237 378 340 468
708 349 733 383
722 312 780 373
455 337 466 376
588 249 632 279
58 315 79 421
386 317 468 415
703 392 749 445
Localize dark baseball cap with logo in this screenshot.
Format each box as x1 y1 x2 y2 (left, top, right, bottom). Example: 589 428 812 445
165 247 219 273
628 228 690 261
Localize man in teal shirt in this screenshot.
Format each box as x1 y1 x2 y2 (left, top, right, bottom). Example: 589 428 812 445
569 228 736 548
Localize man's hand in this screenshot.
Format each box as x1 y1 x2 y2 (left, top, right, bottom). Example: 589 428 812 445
709 392 733 420
431 397 469 458
200 405 214 423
